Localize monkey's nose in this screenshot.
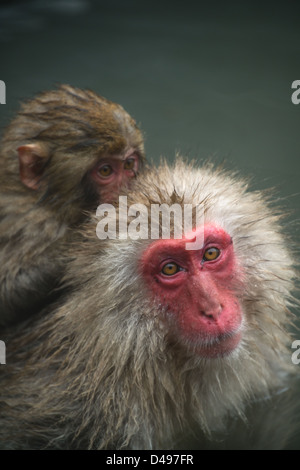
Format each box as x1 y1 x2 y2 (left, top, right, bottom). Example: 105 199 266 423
199 305 223 320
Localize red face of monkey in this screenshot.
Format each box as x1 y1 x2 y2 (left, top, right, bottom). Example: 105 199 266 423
91 148 140 202
17 144 141 203
141 224 244 358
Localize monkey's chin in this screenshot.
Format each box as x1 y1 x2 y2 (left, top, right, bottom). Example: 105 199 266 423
193 331 242 359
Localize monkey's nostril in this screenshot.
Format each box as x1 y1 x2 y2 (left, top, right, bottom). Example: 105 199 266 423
200 306 222 320
200 310 214 319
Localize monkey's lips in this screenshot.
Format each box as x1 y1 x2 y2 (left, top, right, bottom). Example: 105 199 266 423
193 330 242 358
178 301 244 358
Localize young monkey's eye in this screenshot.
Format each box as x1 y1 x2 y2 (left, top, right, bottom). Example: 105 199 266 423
203 247 220 261
161 262 181 276
98 165 113 177
124 158 135 170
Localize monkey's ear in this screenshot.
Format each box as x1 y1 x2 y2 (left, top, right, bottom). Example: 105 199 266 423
17 143 49 190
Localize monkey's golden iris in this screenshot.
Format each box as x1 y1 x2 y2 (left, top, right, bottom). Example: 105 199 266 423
162 249 220 276
203 247 220 261
161 262 180 276
99 165 113 177
124 158 135 170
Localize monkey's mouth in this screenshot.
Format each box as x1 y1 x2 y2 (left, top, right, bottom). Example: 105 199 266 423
180 323 243 359
194 330 242 358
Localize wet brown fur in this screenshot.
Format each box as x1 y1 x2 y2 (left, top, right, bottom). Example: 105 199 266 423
0 158 298 449
0 84 145 326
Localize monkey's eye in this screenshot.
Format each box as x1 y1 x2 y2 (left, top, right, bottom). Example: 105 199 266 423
203 247 220 262
161 262 181 276
98 165 113 177
124 158 135 171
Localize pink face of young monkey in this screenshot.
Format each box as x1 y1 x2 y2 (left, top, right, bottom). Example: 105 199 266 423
141 224 244 358
17 144 141 203
91 148 140 203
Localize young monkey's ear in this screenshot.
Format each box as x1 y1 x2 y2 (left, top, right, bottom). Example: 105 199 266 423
17 143 49 190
